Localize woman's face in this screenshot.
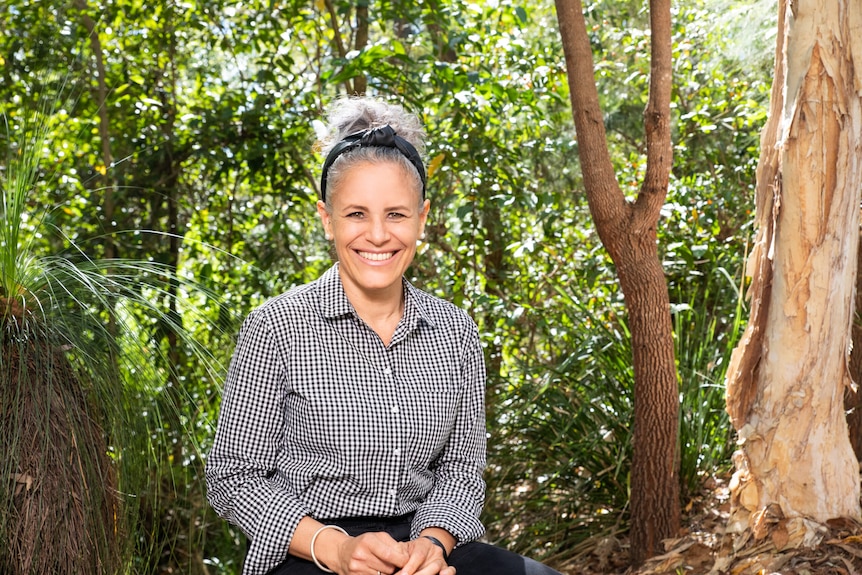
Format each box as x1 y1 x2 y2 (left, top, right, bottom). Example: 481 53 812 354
317 161 430 302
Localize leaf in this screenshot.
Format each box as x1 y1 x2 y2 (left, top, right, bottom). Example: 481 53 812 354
772 521 789 550
427 153 445 178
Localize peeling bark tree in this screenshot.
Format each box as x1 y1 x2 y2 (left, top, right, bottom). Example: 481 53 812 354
554 0 679 564
724 0 862 552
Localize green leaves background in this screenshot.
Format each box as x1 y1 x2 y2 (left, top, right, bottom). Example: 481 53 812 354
0 0 772 571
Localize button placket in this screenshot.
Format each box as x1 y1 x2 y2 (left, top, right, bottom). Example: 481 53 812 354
383 349 405 507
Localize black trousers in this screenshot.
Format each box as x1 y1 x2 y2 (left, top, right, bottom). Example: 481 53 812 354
264 514 562 575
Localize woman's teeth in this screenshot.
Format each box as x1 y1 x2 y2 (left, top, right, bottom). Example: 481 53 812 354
359 251 394 261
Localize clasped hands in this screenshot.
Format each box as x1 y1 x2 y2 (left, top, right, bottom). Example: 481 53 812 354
327 530 454 575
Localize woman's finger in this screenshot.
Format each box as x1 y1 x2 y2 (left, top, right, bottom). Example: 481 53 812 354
343 532 409 575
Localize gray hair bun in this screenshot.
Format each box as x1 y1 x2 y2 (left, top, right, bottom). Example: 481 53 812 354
319 97 426 157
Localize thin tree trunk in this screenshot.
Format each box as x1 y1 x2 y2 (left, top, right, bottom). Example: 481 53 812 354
724 0 862 552
74 0 115 261
422 0 457 62
323 0 354 94
353 3 369 95
554 0 679 564
157 10 186 469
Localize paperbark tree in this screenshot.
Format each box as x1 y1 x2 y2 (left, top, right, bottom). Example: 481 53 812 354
554 0 679 564
723 0 862 554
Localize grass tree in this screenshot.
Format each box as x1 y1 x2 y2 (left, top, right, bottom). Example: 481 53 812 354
0 105 225 573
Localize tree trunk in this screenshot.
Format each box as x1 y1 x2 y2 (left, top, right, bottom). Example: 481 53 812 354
323 0 354 94
353 3 369 95
554 0 679 564
724 0 862 552
74 0 116 261
0 318 118 575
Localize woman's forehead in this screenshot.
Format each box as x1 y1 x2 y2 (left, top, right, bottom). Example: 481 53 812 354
330 161 424 204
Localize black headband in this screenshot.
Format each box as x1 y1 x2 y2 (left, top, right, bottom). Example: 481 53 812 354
319 124 426 202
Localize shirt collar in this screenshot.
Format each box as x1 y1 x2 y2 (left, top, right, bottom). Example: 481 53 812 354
317 264 354 319
317 263 437 330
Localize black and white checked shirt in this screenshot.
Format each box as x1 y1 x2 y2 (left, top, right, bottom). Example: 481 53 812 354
206 264 487 575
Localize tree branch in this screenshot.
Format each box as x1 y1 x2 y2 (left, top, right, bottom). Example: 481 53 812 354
553 0 628 250
635 0 673 229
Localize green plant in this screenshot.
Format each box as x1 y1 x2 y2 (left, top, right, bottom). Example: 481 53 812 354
483 282 635 566
483 260 746 567
673 262 746 497
0 101 229 574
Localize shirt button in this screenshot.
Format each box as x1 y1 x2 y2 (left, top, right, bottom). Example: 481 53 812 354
393 448 401 456
391 405 399 414
383 367 392 375
389 489 396 497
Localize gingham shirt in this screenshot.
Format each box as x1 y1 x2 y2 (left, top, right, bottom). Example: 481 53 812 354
206 264 487 575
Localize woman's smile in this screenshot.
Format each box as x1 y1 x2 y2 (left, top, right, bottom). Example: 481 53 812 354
357 250 397 262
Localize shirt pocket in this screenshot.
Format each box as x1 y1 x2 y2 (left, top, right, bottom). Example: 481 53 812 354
402 368 462 432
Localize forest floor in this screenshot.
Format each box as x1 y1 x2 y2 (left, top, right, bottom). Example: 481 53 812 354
559 474 862 575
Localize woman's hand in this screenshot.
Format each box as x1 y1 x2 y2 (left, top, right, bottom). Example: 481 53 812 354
394 536 455 575
332 531 411 575
291 519 410 575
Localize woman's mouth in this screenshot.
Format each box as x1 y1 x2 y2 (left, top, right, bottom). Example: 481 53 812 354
358 250 396 262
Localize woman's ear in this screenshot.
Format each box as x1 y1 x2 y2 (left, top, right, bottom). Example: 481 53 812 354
419 199 431 236
317 201 333 240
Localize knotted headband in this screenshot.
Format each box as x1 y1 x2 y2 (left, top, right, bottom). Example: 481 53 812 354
319 124 426 202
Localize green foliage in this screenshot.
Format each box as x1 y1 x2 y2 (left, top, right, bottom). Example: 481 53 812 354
672 264 744 498
1 0 772 571
485 282 634 564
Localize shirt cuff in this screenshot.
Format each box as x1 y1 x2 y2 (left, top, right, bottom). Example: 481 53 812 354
410 502 485 546
242 490 309 575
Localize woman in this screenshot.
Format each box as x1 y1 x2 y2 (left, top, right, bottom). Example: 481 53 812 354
206 97 562 575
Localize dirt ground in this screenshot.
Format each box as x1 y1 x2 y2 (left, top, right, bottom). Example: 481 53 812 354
558 476 862 575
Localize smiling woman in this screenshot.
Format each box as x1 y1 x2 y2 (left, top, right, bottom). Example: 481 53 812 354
205 97 563 575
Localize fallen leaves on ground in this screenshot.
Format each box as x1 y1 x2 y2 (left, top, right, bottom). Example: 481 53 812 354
558 475 862 575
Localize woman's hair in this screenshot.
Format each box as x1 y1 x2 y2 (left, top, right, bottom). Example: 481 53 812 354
317 97 426 210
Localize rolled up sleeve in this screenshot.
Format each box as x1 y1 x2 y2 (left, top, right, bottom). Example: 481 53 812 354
205 311 308 575
411 323 486 544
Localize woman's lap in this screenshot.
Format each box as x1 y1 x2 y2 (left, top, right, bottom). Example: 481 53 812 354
449 541 562 575
263 514 560 575
265 541 561 575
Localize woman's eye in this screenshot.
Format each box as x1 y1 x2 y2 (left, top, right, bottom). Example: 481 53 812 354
346 212 364 218
388 212 406 219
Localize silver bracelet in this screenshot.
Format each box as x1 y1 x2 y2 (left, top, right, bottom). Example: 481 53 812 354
310 524 348 574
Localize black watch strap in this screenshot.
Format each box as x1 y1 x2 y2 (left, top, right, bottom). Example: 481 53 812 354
420 535 450 561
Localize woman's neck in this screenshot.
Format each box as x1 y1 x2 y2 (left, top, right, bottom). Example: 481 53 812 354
340 279 404 346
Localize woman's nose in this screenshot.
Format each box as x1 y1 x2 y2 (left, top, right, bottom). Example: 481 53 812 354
367 217 389 243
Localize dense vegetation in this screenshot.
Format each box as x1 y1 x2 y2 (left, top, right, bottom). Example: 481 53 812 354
0 0 774 572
